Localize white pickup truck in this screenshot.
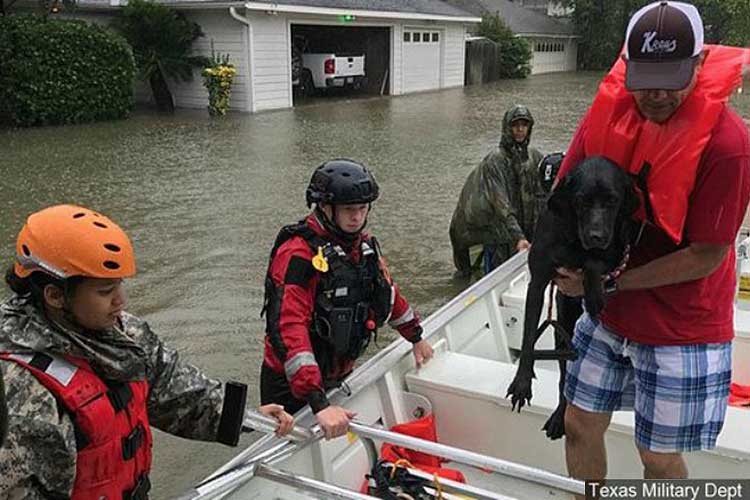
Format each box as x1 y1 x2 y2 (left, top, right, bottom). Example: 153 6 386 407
295 53 366 94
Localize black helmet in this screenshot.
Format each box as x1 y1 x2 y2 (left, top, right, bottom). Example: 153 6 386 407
306 159 380 208
538 151 565 193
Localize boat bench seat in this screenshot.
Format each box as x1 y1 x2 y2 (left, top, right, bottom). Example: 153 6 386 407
406 351 750 458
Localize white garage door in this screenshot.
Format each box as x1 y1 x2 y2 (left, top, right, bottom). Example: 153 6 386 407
402 29 441 93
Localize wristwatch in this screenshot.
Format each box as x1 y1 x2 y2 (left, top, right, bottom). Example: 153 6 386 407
603 277 618 297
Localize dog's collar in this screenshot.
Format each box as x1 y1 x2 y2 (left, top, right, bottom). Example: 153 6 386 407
604 244 630 281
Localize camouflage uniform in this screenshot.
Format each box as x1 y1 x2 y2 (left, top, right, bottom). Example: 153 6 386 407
0 294 225 499
0 359 6 449
450 105 545 274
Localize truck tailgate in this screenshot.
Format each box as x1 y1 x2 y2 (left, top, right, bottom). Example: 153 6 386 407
335 55 365 77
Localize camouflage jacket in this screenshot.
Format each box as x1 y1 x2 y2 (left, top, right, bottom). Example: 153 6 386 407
0 294 225 499
452 145 544 245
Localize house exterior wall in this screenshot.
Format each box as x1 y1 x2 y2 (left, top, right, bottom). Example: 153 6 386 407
67 7 472 112
178 10 250 111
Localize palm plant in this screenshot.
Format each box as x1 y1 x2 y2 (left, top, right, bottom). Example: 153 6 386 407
112 0 208 112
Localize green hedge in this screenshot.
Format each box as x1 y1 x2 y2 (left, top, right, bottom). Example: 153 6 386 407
0 15 136 127
477 14 532 79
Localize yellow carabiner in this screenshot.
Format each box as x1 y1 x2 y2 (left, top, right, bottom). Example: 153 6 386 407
312 246 329 273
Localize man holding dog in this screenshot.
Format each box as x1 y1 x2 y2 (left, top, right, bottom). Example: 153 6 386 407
554 0 750 488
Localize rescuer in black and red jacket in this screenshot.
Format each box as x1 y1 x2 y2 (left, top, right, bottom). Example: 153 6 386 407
261 159 434 439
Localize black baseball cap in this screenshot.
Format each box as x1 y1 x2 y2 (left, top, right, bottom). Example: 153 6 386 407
624 1 704 91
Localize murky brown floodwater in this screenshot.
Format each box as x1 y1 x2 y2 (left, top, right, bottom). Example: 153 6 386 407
1 71 748 498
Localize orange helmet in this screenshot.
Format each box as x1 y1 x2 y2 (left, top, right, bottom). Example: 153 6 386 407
14 205 136 280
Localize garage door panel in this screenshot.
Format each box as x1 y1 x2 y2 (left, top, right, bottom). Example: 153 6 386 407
403 29 441 93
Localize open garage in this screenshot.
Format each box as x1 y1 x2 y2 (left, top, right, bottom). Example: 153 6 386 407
291 24 391 98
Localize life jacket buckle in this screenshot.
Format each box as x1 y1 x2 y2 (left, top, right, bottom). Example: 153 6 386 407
123 473 151 500
122 423 145 460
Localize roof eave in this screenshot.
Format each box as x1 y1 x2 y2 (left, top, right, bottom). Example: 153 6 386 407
244 1 481 23
75 0 246 9
514 32 579 39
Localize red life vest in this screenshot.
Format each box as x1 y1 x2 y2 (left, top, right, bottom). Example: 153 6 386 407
1 352 153 500
583 45 750 243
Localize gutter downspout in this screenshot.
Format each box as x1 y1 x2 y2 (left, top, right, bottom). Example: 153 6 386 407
229 7 255 113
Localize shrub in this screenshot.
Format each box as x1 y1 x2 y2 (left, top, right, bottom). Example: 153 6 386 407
477 14 532 79
202 51 237 116
0 15 135 127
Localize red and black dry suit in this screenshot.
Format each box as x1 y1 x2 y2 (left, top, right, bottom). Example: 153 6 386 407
261 214 423 414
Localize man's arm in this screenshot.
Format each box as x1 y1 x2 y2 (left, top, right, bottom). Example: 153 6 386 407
267 245 328 412
138 317 227 442
484 154 526 245
618 242 728 291
380 256 433 367
557 242 730 298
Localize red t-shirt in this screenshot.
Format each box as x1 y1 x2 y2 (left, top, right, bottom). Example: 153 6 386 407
562 106 750 345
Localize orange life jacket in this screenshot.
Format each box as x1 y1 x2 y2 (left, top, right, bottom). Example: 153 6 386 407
583 45 750 243
1 352 152 500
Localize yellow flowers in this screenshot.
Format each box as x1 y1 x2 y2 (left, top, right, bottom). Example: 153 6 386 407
202 63 236 116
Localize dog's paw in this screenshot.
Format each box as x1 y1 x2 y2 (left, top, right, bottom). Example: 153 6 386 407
506 374 533 412
542 402 566 440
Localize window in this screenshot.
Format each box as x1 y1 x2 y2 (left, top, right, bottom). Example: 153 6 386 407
413 32 421 42
423 32 430 42
404 32 411 42
432 32 439 42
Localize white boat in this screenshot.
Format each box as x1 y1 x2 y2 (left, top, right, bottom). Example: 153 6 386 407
185 250 750 499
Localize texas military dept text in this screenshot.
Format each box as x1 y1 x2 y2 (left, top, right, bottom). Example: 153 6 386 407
586 480 747 500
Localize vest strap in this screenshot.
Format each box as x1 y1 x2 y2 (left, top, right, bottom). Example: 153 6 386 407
107 382 134 413
123 474 151 500
122 423 145 460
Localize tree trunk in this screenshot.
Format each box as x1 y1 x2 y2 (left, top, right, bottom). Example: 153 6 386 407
149 69 174 113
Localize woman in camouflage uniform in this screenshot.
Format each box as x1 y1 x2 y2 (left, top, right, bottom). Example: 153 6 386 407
450 105 545 276
0 204 294 499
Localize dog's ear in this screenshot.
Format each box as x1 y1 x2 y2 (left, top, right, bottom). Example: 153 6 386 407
548 175 572 214
623 182 640 216
618 182 640 245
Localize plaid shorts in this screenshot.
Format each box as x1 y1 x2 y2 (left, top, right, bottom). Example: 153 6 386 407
564 313 732 452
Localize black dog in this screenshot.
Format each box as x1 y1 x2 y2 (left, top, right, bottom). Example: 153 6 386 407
506 156 639 439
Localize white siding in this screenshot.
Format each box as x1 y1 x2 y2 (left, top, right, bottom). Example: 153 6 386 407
176 10 250 111
528 36 577 74
442 24 466 88
247 12 291 112
390 23 403 96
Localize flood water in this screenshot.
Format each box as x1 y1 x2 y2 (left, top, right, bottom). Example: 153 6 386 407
1 71 748 498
